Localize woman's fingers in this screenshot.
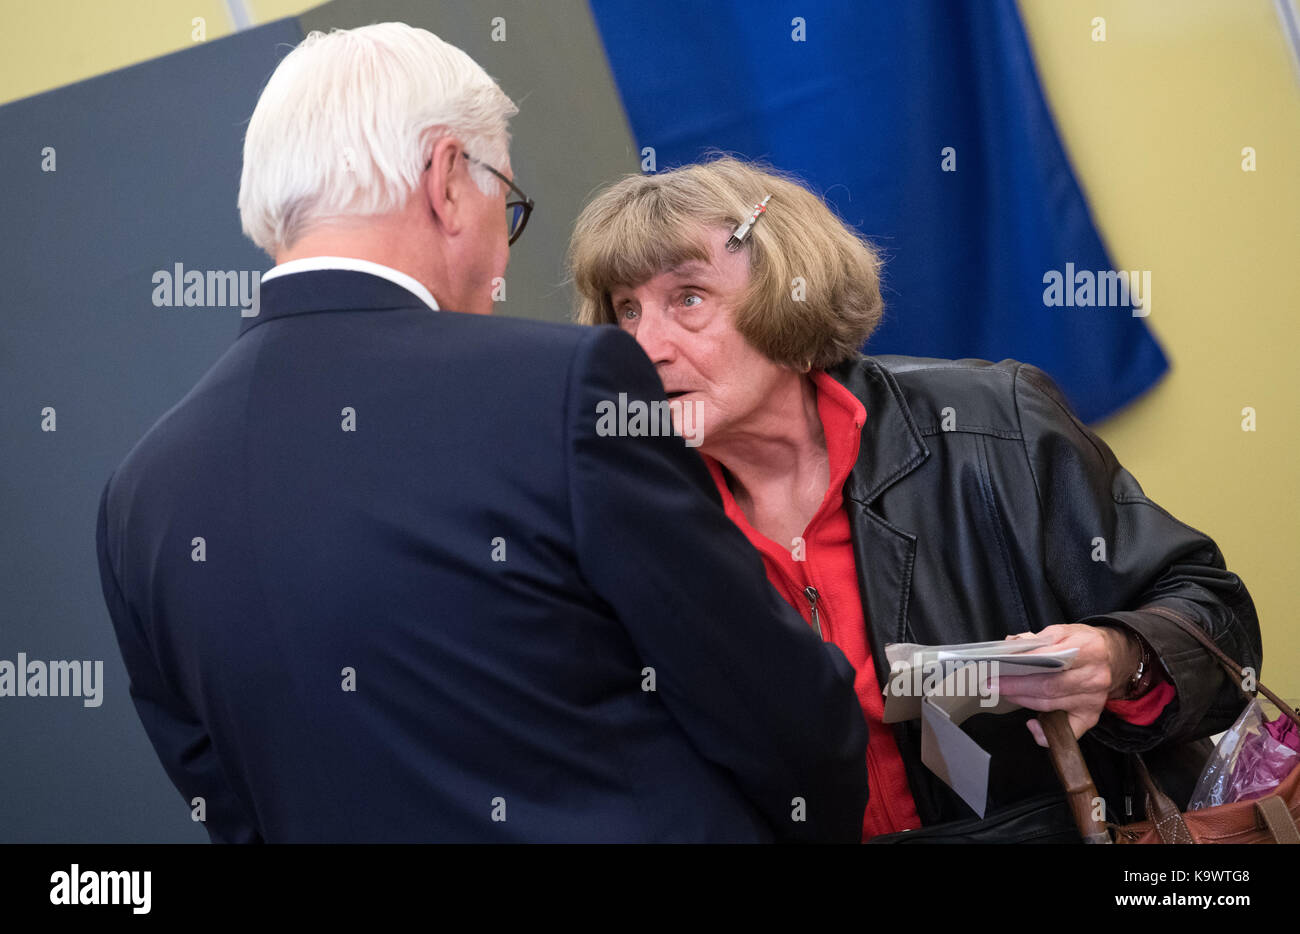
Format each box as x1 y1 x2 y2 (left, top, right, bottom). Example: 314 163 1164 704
995 624 1123 748
995 665 1108 701
1026 709 1099 747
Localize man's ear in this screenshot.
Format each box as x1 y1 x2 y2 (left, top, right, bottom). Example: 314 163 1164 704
425 136 466 237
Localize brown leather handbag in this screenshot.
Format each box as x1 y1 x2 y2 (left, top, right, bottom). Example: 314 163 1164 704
1043 607 1300 844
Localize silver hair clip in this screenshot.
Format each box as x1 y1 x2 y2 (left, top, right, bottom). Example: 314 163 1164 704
725 195 772 252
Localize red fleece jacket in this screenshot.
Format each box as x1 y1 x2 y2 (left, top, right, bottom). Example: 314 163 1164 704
703 370 1174 840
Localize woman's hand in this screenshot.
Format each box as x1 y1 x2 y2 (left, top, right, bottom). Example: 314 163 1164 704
994 624 1141 747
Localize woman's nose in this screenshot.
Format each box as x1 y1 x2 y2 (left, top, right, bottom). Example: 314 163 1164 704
632 307 674 365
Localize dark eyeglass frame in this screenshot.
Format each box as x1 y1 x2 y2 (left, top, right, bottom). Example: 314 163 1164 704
423 151 535 246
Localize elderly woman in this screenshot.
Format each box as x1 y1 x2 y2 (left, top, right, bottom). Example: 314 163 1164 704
567 156 1262 842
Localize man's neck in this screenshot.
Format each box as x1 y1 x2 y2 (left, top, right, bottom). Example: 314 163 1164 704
274 222 446 309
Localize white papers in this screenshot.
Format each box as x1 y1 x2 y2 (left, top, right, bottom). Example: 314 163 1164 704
882 636 1077 817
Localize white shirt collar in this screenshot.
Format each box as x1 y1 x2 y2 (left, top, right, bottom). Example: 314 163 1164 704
260 256 440 312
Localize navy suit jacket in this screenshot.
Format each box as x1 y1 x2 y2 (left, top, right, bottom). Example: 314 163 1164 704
95 270 867 842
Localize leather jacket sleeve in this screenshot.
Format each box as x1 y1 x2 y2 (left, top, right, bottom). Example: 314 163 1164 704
1012 362 1262 753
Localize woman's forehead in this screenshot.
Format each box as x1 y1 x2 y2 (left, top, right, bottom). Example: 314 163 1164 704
608 252 748 300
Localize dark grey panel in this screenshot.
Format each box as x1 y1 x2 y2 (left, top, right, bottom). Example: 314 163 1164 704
0 17 307 842
297 0 640 321
0 1 636 844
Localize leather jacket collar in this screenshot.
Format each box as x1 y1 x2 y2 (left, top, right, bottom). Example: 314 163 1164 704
827 355 930 506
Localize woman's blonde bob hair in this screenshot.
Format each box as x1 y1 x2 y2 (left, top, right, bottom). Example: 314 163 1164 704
568 156 883 370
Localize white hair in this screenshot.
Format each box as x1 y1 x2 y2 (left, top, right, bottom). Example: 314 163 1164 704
238 23 518 254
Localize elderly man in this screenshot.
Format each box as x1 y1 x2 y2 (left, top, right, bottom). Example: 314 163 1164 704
94 23 867 843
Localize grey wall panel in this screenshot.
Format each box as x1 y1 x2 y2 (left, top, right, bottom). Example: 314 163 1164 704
297 0 640 322
0 1 636 842
0 17 306 843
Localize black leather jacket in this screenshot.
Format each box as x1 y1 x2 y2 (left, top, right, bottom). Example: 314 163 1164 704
826 353 1262 830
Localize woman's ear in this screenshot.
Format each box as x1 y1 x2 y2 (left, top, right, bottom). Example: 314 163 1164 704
424 137 465 236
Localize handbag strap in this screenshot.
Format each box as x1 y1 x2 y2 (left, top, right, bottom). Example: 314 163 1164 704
1128 731 1300 844
1132 751 1194 843
1039 710 1112 843
1046 605 1299 843
1136 606 1300 843
1141 606 1300 729
1256 796 1300 844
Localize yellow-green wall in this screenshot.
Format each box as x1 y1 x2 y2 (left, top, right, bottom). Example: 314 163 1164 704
1019 0 1299 700
0 1 317 105
2 0 1294 698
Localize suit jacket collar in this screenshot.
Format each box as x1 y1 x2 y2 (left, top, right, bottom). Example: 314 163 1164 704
826 355 930 504
239 269 434 337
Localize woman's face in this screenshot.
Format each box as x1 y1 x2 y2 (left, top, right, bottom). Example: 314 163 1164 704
608 226 795 450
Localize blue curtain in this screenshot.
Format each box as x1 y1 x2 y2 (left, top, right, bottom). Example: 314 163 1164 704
590 0 1167 422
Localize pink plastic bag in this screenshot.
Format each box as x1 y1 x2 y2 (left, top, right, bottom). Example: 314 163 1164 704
1189 699 1300 809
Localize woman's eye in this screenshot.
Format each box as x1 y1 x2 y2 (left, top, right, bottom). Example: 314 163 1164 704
620 306 639 321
